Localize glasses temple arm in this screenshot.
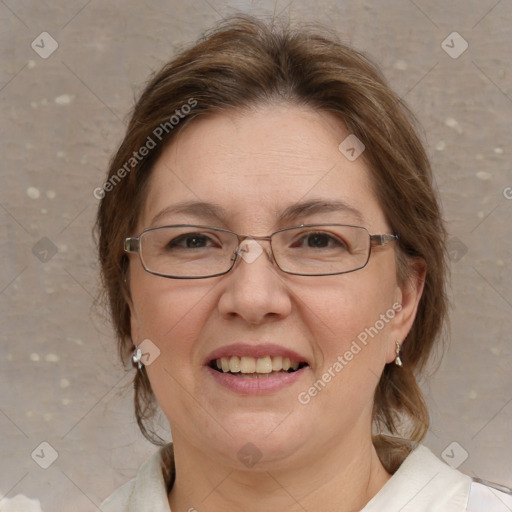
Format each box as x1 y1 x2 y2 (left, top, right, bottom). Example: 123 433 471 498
370 233 399 246
124 238 140 253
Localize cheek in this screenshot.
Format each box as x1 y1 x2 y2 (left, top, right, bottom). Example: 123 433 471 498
132 280 217 423
294 272 397 404
297 285 394 416
299 272 395 345
130 270 214 344
130 275 213 388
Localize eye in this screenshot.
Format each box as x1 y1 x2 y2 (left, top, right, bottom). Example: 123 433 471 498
167 233 219 249
292 231 348 250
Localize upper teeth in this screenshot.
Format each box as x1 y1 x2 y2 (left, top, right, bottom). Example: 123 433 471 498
215 356 301 374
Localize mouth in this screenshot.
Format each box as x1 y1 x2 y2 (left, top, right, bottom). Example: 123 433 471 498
209 355 309 378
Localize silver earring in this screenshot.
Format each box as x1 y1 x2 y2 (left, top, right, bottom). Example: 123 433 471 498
132 347 143 369
395 342 403 367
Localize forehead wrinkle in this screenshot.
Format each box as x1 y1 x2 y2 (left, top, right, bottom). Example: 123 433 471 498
148 198 365 230
149 200 230 227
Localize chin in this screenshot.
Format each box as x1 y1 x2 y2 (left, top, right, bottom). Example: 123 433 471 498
209 415 309 468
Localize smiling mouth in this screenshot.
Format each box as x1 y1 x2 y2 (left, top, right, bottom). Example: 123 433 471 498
209 355 309 377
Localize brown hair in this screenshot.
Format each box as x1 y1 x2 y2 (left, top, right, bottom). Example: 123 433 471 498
96 15 448 452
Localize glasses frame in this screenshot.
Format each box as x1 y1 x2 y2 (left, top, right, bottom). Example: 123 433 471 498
124 223 399 279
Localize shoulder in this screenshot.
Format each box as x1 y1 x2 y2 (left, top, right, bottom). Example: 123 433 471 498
100 479 135 511
467 478 512 512
365 443 471 511
100 443 174 512
366 441 511 512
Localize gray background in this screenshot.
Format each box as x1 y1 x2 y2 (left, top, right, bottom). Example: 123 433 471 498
1 1 511 511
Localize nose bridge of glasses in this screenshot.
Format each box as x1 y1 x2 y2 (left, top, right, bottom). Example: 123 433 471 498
233 234 274 263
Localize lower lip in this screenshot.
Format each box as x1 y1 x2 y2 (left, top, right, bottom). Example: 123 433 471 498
205 366 307 394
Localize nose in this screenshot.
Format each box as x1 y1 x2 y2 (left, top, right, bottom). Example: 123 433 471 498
217 238 293 324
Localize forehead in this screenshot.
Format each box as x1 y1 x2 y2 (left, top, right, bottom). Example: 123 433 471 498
140 104 386 232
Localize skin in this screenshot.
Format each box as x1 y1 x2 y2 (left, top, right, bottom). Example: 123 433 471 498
127 104 425 512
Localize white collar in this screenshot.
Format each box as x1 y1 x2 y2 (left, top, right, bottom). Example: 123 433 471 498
103 443 512 512
362 444 471 511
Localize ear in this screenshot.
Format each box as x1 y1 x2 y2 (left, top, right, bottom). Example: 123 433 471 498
130 307 141 348
126 283 141 348
386 257 426 363
125 259 145 349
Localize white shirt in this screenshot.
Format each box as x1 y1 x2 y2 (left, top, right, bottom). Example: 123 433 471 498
100 443 512 511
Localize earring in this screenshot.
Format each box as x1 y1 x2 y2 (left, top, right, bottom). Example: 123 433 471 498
132 347 143 369
394 342 403 367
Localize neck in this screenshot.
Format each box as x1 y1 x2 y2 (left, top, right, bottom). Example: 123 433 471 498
168 432 391 512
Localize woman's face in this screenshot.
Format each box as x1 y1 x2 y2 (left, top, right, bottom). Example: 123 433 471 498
128 104 420 469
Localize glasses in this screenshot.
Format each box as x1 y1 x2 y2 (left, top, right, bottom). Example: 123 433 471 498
124 224 399 279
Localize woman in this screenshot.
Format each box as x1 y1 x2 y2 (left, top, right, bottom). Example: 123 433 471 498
96 15 511 511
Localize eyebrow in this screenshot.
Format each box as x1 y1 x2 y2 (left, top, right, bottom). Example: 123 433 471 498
150 201 229 226
149 198 365 227
279 199 364 225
